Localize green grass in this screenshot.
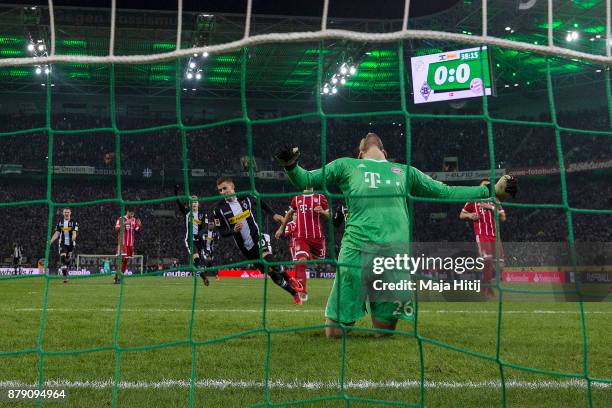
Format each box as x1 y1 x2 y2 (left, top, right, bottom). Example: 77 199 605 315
0 276 610 407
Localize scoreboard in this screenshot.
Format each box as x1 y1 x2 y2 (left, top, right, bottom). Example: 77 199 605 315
410 46 493 104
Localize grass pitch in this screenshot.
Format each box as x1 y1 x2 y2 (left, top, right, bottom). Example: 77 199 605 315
0 275 610 407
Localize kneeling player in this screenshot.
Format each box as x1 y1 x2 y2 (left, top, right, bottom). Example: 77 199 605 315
275 134 518 337
49 207 78 283
214 176 303 304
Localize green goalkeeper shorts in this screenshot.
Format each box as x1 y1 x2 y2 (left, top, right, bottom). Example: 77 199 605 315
325 246 414 325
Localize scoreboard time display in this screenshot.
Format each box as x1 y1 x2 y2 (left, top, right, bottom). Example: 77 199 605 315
410 46 493 104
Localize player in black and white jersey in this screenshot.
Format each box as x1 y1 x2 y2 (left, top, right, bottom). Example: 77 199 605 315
213 176 303 304
201 218 220 282
49 207 79 283
175 185 219 286
12 243 23 275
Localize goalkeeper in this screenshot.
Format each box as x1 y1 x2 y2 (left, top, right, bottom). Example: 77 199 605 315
275 133 517 338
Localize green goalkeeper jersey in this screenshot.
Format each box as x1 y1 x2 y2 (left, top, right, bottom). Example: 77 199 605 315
287 157 489 250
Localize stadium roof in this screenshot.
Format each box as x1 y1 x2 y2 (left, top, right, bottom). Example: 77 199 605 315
0 1 607 104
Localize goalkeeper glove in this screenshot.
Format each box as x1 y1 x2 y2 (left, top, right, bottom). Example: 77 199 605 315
274 145 300 170
493 175 518 199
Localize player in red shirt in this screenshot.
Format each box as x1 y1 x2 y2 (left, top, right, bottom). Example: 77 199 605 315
276 189 328 301
284 212 298 261
114 208 142 284
460 179 507 298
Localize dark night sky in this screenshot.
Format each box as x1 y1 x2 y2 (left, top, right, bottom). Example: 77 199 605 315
12 0 460 19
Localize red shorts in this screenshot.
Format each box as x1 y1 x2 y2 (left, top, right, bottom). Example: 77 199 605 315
294 237 325 260
118 245 134 257
476 236 504 261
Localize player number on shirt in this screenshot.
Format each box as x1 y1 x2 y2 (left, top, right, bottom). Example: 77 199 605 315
392 300 414 317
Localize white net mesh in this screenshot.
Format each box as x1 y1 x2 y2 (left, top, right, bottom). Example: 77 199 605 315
0 0 610 67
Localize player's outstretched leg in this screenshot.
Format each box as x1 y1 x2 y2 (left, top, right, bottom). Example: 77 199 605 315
276 254 304 295
256 254 301 304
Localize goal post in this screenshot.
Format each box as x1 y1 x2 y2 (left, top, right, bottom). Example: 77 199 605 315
76 254 145 274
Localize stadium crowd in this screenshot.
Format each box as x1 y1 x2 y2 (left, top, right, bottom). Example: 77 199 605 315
1 109 610 172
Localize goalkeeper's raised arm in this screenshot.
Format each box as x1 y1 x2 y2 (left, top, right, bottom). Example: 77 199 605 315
274 138 517 202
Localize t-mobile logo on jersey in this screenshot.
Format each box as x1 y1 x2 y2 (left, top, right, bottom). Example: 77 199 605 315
364 172 381 188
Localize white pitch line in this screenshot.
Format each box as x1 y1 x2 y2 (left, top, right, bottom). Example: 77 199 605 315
8 308 612 315
0 378 608 390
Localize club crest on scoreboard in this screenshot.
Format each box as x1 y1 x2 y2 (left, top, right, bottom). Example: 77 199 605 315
420 82 432 100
